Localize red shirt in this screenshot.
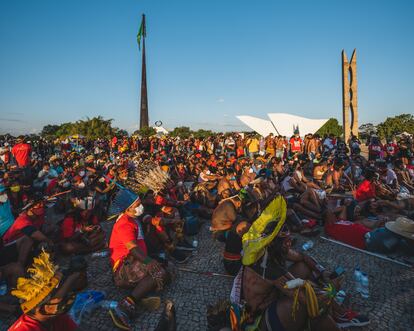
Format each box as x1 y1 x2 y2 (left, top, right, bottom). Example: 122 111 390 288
325 220 370 249
2 213 45 244
11 143 32 167
355 179 376 202
60 214 99 239
8 314 77 331
368 143 382 156
384 143 398 156
290 138 302 152
109 214 147 268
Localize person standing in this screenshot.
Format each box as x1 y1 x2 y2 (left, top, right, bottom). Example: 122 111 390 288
11 136 32 168
11 136 32 184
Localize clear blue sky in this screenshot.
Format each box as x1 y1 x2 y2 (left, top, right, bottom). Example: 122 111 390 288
1 0 413 135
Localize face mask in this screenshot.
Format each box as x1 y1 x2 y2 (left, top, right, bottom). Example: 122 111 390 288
79 171 85 177
62 181 70 188
77 182 85 189
0 194 8 203
77 196 95 210
135 204 144 217
230 176 236 181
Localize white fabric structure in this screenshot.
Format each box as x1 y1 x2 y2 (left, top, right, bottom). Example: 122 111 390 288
237 113 328 137
236 115 277 137
154 126 169 135
267 113 328 137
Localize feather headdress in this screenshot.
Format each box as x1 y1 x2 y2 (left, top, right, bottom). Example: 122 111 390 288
11 250 60 313
130 158 172 194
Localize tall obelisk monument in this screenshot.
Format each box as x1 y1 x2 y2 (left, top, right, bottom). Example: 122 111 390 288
138 14 149 129
342 49 358 142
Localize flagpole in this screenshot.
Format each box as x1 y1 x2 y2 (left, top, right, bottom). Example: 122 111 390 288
139 14 149 129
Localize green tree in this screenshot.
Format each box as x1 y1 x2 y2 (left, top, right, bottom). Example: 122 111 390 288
170 126 192 138
134 126 157 138
316 118 343 137
193 129 213 139
376 114 414 139
41 125 60 138
359 123 376 141
40 116 116 139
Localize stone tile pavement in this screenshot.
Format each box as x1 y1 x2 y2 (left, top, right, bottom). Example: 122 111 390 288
1 219 413 331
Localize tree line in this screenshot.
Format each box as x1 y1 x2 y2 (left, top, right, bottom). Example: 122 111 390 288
36 114 413 140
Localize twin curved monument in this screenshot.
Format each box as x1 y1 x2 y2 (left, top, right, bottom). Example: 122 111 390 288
237 50 359 139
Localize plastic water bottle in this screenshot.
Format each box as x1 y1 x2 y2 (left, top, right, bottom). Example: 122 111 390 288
302 240 314 251
0 281 7 295
354 268 362 293
91 250 109 258
99 300 118 309
360 273 369 299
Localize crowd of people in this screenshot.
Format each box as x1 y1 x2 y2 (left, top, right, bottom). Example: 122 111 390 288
0 130 413 331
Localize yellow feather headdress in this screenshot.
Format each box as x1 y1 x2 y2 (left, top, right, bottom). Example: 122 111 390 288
11 250 60 313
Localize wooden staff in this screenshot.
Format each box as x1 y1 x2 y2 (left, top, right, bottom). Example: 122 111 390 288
178 267 234 279
320 236 412 268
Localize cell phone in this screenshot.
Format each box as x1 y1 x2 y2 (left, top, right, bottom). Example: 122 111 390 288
330 266 345 279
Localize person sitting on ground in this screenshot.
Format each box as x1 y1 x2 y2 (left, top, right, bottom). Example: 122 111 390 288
144 206 194 264
240 225 369 330
222 221 250 276
33 162 58 191
394 159 414 193
8 250 87 331
210 195 242 236
2 195 53 249
217 168 241 200
59 200 106 255
0 184 14 237
108 197 170 330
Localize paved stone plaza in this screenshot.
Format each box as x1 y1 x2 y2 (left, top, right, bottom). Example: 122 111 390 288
1 217 413 331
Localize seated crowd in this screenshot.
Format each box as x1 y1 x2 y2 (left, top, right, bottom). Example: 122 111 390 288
0 131 413 331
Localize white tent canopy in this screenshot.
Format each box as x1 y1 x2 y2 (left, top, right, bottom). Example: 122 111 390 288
237 113 329 137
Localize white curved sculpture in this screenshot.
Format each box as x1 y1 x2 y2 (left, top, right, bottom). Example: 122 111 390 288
236 115 277 137
237 113 328 137
267 113 328 137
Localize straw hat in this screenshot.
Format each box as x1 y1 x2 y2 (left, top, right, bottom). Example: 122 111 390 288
385 217 414 240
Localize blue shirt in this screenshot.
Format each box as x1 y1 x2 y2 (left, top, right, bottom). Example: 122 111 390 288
0 200 14 237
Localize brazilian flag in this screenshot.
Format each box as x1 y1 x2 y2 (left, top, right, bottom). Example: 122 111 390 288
137 15 146 50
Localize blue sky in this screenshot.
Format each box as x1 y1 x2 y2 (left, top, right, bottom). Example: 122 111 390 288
0 0 413 134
